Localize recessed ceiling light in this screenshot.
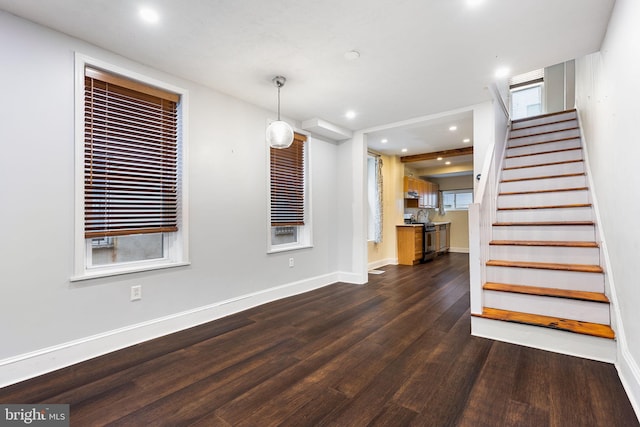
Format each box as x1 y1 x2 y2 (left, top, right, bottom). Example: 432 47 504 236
139 7 160 23
345 110 356 119
449 126 457 131
437 157 443 161
445 161 451 165
495 67 510 79
401 148 408 153
463 138 471 143
466 0 484 7
381 138 388 144
344 50 361 61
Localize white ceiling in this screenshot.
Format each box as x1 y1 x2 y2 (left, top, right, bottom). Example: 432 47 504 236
0 0 614 158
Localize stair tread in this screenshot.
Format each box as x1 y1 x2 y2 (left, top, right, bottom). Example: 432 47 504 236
473 308 615 339
497 203 592 211
490 240 599 248
506 147 581 159
499 187 588 196
494 221 594 226
507 136 581 151
483 282 609 303
501 172 585 183
511 109 577 124
509 127 579 140
510 118 577 133
503 159 583 171
487 259 603 273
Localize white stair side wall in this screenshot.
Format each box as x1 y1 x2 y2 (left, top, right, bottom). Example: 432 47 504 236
496 207 594 223
497 190 589 208
492 224 595 241
483 291 610 324
486 265 604 292
506 138 582 157
504 149 583 168
511 111 577 130
509 120 578 138
502 161 584 181
509 128 581 147
489 245 600 265
499 175 588 193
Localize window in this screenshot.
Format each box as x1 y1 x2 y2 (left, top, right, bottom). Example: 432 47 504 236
510 69 544 120
442 189 473 210
268 132 311 251
73 55 189 280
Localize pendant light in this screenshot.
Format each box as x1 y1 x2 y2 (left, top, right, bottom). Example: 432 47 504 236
266 76 294 149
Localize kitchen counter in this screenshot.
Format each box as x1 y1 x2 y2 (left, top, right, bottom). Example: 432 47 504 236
431 221 451 226
397 224 424 227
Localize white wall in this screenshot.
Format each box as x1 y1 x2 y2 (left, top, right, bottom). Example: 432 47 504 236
0 11 350 384
574 0 640 415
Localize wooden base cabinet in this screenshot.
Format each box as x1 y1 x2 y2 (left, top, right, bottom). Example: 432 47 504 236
397 225 423 265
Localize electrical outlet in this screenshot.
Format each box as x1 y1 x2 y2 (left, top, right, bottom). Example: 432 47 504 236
130 285 142 301
289 257 294 268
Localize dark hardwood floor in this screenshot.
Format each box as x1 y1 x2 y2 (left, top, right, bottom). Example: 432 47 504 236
1 253 637 426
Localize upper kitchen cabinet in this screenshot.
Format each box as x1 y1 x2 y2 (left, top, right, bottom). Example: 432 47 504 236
404 176 438 208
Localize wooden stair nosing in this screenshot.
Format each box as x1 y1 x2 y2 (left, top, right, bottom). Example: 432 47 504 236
483 282 610 303
489 240 599 248
505 146 582 160
509 127 579 141
472 307 615 339
507 136 581 151
501 172 586 183
509 118 577 133
497 203 592 211
499 187 588 196
503 159 583 171
511 109 577 124
493 221 594 227
486 259 603 273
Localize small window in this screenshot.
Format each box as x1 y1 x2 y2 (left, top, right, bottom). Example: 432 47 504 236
510 69 544 120
73 55 189 280
442 189 473 210
268 132 311 252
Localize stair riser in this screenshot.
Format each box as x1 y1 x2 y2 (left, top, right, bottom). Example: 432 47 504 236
500 174 587 193
483 291 610 324
511 111 577 130
489 245 600 265
486 266 604 292
509 120 578 138
492 225 595 241
495 207 593 223
504 149 582 169
497 190 589 208
506 138 581 157
509 128 581 147
502 162 584 181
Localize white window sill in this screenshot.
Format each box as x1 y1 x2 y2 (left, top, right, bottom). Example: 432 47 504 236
267 244 313 254
70 261 191 282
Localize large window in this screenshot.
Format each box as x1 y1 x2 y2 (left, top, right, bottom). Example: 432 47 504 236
442 189 473 210
268 132 311 251
74 55 188 280
510 69 544 120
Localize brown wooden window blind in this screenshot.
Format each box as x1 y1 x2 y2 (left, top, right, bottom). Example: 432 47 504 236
270 133 307 226
84 66 180 238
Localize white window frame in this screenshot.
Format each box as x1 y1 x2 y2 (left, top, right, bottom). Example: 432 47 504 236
266 128 313 253
442 189 473 211
72 53 190 281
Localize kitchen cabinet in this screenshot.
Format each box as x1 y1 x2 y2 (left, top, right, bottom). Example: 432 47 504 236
404 177 439 208
396 225 423 265
434 222 450 254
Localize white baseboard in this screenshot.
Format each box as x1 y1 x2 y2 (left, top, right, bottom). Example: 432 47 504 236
471 316 617 363
0 272 341 388
450 247 469 253
617 337 640 420
338 271 367 284
367 258 397 271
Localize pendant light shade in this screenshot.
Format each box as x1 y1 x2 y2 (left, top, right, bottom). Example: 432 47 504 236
266 76 294 149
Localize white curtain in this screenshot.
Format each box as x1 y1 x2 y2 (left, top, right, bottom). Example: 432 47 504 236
373 157 383 243
438 190 445 216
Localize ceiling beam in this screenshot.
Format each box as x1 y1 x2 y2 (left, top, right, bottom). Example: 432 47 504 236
400 146 473 163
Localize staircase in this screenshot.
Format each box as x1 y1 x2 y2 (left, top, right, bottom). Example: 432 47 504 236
472 109 615 358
